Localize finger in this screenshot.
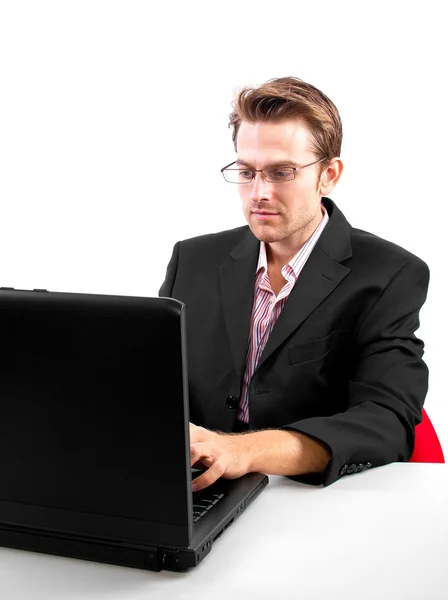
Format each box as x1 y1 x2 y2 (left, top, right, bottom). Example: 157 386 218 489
189 424 209 444
191 460 225 492
190 441 214 469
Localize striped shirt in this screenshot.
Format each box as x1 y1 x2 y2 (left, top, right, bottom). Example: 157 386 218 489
236 205 330 424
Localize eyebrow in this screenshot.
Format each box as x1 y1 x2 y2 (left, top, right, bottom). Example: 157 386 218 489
235 159 299 168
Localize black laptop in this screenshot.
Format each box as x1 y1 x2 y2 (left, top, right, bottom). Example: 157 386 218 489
0 287 268 571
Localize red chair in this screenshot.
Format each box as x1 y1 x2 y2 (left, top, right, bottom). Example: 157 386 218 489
409 408 445 463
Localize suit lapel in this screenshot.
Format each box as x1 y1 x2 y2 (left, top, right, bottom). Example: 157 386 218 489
220 198 353 382
256 246 350 371
220 231 258 385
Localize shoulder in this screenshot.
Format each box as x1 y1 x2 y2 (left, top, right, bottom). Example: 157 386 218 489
349 226 429 276
180 225 249 247
320 198 429 277
177 225 253 261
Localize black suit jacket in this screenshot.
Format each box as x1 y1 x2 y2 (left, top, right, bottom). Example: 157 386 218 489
159 198 430 486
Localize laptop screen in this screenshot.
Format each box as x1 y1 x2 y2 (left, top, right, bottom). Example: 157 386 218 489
0 292 192 531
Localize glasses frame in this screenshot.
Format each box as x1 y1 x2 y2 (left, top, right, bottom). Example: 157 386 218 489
220 157 327 184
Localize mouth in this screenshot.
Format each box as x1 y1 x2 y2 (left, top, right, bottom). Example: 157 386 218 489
252 211 279 220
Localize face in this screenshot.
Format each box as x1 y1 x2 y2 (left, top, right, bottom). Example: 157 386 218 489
236 118 330 251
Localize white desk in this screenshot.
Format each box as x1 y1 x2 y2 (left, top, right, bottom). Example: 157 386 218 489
1 463 447 600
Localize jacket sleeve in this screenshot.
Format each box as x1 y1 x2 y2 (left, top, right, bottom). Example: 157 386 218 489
280 256 430 487
158 241 180 298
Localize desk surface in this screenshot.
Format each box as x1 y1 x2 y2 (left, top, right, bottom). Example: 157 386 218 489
1 463 447 600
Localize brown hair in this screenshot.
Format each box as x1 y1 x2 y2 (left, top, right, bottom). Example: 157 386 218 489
228 76 342 166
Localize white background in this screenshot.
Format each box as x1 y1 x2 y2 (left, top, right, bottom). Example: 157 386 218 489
0 1 446 453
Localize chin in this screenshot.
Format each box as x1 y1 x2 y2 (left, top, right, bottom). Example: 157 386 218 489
248 224 282 243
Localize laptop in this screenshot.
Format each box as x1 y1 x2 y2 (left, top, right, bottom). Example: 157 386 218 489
0 287 268 571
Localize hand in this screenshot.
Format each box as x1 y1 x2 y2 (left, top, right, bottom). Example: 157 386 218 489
189 422 249 492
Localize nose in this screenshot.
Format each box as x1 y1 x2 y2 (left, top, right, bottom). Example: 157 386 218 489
249 172 273 202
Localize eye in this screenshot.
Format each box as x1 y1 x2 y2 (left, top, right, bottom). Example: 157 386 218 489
268 168 294 182
273 170 289 179
239 170 253 180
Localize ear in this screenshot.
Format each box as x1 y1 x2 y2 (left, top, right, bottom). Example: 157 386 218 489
319 158 344 196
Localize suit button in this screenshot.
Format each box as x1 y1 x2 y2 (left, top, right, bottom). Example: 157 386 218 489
355 464 364 473
226 395 239 409
339 465 348 475
365 462 372 469
346 464 357 474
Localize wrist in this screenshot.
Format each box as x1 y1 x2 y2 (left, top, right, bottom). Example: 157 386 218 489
222 431 254 474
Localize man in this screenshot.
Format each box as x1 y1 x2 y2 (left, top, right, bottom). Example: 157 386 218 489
159 76 429 492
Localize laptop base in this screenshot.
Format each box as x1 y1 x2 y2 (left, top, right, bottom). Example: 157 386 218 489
0 522 196 571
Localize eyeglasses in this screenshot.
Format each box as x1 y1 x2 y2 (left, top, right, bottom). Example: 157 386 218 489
220 158 327 184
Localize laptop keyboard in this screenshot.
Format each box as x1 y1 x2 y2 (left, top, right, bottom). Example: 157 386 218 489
192 488 225 523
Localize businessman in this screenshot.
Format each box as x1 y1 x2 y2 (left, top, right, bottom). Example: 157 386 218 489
159 76 429 491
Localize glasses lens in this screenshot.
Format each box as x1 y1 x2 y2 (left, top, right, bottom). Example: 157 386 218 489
223 168 253 183
265 168 295 183
222 167 296 183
